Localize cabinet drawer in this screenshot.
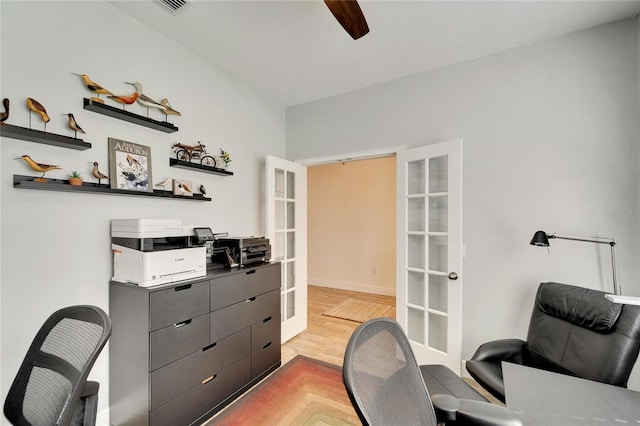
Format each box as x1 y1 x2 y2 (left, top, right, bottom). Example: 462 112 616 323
210 264 281 310
251 338 281 380
150 313 209 371
210 289 280 343
150 282 210 331
251 313 280 352
150 356 251 426
150 328 251 411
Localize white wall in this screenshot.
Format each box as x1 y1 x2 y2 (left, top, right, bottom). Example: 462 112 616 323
308 157 396 296
0 1 285 422
288 19 640 386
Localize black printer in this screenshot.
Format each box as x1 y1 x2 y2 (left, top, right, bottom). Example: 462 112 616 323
216 237 271 267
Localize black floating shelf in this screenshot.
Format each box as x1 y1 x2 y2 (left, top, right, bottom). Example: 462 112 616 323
169 158 234 176
83 98 178 133
13 175 211 202
0 124 92 150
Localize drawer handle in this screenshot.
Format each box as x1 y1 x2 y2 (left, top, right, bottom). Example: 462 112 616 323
263 316 272 323
174 319 192 328
262 342 272 350
245 297 256 303
203 342 217 352
175 284 192 292
201 374 216 385
246 269 256 275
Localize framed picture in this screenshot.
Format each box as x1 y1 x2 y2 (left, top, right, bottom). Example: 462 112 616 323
173 178 194 197
108 137 153 192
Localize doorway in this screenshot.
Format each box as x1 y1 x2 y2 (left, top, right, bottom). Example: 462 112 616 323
307 156 397 297
298 139 463 373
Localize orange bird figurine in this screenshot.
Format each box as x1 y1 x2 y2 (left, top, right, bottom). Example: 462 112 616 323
71 73 114 103
108 82 139 109
0 98 9 125
26 97 50 130
16 155 61 179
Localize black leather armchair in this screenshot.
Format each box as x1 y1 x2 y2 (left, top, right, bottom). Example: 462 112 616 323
466 282 640 402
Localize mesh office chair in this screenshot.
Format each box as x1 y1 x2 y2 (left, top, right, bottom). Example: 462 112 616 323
343 318 522 426
4 305 112 426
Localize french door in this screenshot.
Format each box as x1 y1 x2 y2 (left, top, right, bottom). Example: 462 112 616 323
266 155 308 343
396 140 463 373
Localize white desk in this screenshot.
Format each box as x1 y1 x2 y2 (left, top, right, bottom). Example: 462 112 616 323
503 362 640 425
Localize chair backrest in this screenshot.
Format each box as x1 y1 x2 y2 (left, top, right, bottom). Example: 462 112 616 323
342 318 438 426
4 305 112 426
526 282 640 387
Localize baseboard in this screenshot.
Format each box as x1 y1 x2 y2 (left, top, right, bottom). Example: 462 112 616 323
308 278 395 297
460 360 472 378
97 407 110 426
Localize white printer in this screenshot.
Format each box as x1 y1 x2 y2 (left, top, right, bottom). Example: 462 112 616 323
111 219 206 287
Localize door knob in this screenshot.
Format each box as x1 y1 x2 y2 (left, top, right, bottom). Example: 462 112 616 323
448 272 459 280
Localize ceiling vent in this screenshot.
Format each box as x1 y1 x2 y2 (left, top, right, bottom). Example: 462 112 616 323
154 0 193 15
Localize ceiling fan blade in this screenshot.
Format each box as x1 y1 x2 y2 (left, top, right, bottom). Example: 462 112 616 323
324 0 369 40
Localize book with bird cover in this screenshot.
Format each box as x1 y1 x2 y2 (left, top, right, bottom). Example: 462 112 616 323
108 137 153 192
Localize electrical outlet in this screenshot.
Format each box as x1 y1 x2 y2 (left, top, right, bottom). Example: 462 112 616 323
371 267 377 275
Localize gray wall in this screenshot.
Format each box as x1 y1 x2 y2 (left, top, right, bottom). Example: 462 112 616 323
288 18 640 385
0 1 285 422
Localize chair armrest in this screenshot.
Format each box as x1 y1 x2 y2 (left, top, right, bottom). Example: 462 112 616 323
80 380 100 398
431 394 522 426
470 339 526 363
80 381 100 426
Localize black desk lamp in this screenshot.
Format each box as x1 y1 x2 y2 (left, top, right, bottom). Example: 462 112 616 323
530 230 620 295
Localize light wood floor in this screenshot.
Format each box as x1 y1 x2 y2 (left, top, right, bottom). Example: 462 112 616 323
281 285 395 366
281 285 499 404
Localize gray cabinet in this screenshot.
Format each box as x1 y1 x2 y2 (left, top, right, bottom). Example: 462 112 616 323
110 263 281 425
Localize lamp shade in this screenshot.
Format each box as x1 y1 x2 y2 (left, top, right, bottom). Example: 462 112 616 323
530 231 550 247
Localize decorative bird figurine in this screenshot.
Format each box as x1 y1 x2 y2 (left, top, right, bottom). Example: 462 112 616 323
71 73 114 103
0 98 9 125
160 99 181 117
63 113 85 138
156 177 172 189
26 98 50 130
91 161 109 185
107 82 139 109
16 155 61 180
178 181 192 194
129 82 165 116
199 184 207 196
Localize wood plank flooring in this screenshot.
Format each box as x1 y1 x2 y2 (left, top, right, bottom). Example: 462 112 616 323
281 285 395 367
282 285 499 404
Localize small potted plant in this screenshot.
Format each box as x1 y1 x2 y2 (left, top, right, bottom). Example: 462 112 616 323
68 170 83 186
220 149 232 169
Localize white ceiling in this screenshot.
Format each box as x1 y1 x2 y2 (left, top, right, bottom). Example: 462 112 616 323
110 0 640 107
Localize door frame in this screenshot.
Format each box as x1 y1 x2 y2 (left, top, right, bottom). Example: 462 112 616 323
299 143 463 371
296 146 406 166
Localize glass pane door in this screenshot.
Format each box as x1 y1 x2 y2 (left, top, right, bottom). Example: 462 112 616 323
397 141 462 373
266 156 307 343
273 169 297 321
